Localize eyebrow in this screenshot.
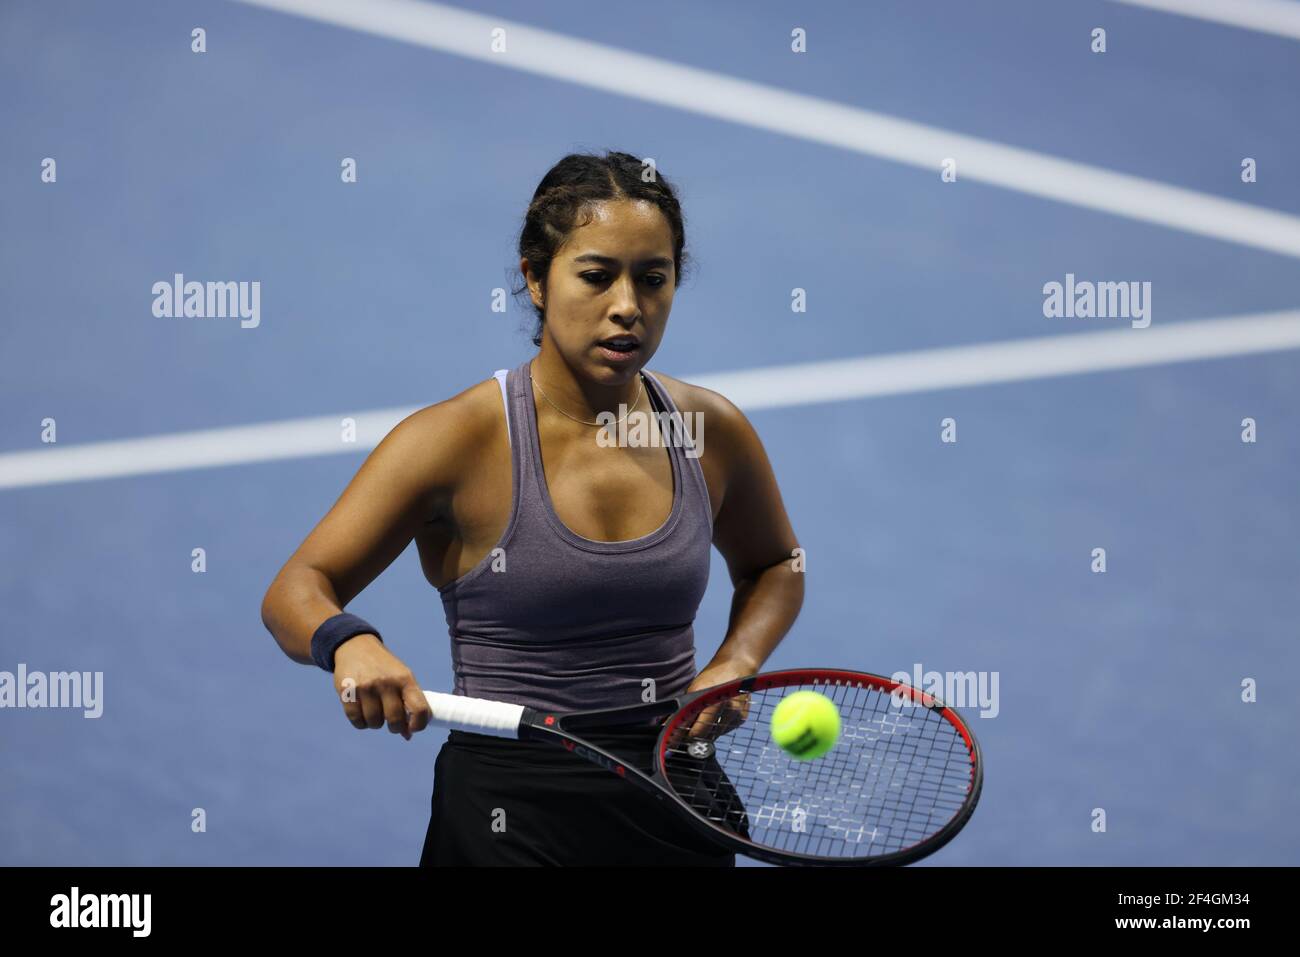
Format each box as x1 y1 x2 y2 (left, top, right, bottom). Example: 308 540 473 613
571 253 674 270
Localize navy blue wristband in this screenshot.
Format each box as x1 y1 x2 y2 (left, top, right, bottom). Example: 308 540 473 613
310 613 382 672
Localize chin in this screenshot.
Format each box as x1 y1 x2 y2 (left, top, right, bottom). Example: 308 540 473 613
594 357 647 382
581 346 651 383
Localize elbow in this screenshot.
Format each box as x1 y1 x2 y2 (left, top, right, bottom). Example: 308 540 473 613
260 565 296 636
259 581 279 637
259 588 274 630
778 547 806 611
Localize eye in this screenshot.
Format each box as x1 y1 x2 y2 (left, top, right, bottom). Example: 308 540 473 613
580 271 667 287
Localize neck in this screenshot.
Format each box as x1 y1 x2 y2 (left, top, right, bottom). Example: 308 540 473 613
530 346 644 423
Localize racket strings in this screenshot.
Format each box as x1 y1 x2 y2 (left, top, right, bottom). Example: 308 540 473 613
662 681 976 861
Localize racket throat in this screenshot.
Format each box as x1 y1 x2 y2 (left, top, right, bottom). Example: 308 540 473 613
524 697 679 735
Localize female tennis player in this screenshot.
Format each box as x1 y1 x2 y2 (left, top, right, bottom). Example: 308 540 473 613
261 150 804 866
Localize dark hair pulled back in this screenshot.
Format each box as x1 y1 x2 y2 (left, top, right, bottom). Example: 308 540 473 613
511 150 690 347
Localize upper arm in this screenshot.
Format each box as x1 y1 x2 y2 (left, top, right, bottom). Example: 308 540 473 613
683 383 800 584
271 392 482 609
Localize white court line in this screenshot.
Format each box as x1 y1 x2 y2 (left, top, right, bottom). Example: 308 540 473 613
1108 0 1300 43
694 310 1300 410
4 312 1300 489
231 0 1300 260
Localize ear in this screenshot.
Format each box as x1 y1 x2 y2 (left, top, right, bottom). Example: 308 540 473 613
521 257 546 309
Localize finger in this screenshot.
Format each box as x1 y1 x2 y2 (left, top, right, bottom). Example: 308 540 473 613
341 697 366 729
693 703 730 742
360 688 386 729
381 686 408 736
337 683 367 729
402 680 431 733
688 703 718 740
722 698 747 732
720 705 744 736
699 698 745 739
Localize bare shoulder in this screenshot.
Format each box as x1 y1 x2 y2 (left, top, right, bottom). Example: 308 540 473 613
406 375 504 437
372 375 507 485
644 369 754 450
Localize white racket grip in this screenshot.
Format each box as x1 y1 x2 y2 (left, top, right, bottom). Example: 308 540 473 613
423 690 526 739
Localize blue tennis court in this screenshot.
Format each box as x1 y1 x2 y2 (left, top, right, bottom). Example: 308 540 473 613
2 0 1298 865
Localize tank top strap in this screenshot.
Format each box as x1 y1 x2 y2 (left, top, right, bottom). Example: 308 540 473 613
491 368 510 445
503 360 546 514
639 369 714 533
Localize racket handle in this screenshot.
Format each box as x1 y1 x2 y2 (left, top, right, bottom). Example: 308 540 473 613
423 690 525 739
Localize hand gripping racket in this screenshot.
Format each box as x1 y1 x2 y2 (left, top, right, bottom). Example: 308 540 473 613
422 668 982 866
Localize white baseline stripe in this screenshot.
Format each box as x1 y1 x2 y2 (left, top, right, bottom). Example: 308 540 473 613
1108 0 1300 43
0 409 420 491
692 310 1300 410
4 312 1300 489
231 0 1300 260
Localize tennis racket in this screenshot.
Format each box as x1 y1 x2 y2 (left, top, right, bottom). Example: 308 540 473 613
422 667 982 866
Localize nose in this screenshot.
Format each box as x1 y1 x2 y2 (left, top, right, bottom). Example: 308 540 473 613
609 274 641 327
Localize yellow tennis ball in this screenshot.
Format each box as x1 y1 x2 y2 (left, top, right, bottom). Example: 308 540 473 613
770 690 840 760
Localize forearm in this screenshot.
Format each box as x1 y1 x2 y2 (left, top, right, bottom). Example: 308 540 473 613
709 557 805 674
261 564 356 666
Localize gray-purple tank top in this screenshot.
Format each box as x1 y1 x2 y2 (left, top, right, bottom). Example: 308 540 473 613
437 359 713 713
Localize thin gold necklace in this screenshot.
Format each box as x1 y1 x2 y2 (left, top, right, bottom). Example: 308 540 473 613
531 365 645 427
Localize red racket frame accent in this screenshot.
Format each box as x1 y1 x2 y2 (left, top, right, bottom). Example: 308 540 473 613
654 667 984 866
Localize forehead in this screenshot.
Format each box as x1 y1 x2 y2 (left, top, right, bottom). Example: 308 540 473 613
561 199 674 259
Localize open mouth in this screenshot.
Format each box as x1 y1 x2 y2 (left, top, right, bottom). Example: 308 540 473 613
597 336 641 355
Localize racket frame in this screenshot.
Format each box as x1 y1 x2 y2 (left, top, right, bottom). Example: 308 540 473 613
436 667 983 867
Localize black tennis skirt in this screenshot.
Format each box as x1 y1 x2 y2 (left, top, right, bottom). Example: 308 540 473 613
420 727 738 866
